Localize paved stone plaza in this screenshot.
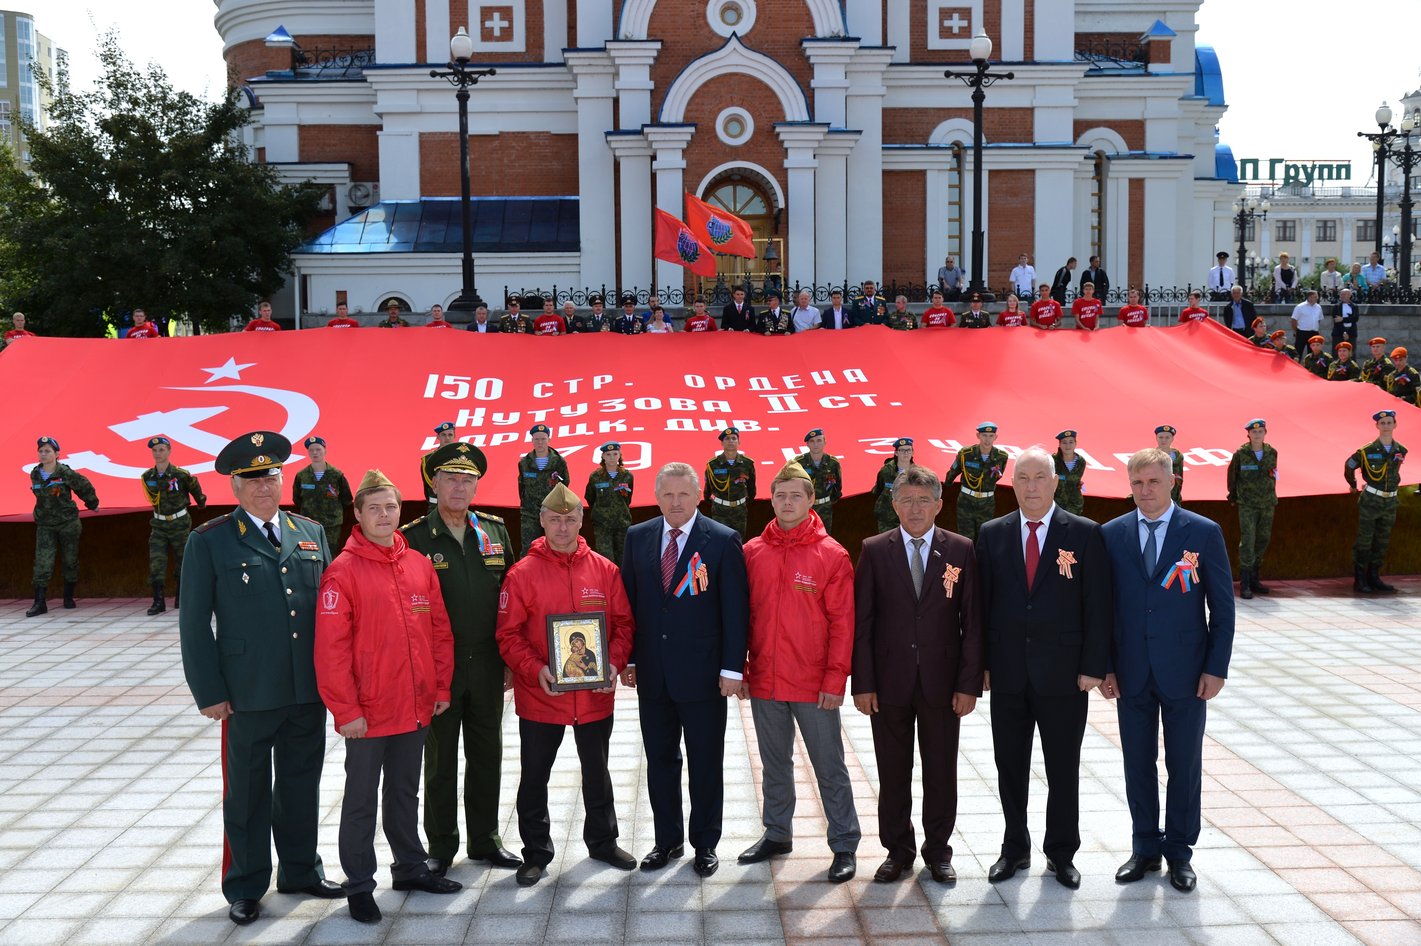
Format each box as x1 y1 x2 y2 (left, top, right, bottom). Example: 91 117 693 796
1 579 1419 946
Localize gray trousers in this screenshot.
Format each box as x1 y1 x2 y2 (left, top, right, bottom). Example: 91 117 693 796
339 727 431 895
749 698 861 853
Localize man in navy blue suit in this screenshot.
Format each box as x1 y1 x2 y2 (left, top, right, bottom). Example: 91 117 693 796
621 462 749 877
1099 448 1234 893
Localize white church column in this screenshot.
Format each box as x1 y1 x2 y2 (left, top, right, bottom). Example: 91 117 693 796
605 41 661 129
566 51 617 288
803 40 858 127
644 125 697 295
606 133 654 292
815 132 860 287
845 49 892 284
776 124 829 291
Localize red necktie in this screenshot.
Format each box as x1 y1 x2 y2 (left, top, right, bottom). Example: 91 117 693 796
1025 520 1041 591
661 528 682 593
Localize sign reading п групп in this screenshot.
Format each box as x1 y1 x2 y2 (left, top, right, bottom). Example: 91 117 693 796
1237 158 1353 187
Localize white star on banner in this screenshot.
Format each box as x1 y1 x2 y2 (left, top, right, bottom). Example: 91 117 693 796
201 357 256 383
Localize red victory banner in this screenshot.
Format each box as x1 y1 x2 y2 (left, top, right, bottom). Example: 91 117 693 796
1 320 1417 521
653 208 717 277
684 192 756 259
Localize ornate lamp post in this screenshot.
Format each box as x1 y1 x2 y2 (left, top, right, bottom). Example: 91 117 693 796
944 31 1014 302
431 27 496 313
1358 102 1398 263
1386 110 1421 291
1386 225 1402 271
1231 196 1268 296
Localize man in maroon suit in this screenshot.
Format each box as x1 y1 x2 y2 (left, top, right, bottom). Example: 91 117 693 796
852 466 985 884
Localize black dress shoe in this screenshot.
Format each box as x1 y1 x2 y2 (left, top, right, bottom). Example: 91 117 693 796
873 857 910 883
738 836 794 864
640 844 685 871
1167 858 1197 892
827 852 856 883
1047 859 1081 889
693 848 719 877
1115 855 1162 883
392 872 462 894
987 854 1030 883
228 899 260 925
928 862 957 884
427 857 452 878
591 847 637 871
470 847 523 869
278 879 344 899
515 863 543 887
347 891 381 924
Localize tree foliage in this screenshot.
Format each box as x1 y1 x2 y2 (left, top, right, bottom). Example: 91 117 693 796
0 33 323 335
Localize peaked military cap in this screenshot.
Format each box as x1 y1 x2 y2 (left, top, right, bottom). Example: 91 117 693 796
147 436 171 448
541 482 581 513
428 441 487 477
976 422 998 433
216 430 291 477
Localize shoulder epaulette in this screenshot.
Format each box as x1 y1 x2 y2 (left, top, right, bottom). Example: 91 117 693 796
289 512 322 526
171 465 192 477
793 452 810 463
476 510 505 524
195 513 231 533
400 516 427 532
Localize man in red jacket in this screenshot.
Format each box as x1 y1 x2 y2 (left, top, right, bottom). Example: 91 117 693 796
496 483 635 887
738 463 859 883
315 470 460 924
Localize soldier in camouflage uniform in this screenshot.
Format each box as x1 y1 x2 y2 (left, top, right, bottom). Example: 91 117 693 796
1386 347 1420 404
584 441 634 562
872 438 915 533
1155 425 1185 504
1226 418 1278 600
1346 410 1408 594
886 296 919 331
1301 336 1333 378
944 422 1010 541
1052 429 1086 516
1328 342 1362 381
26 437 100 617
289 436 353 554
704 426 757 538
421 422 460 503
793 428 842 534
499 296 535 334
1360 337 1395 391
141 436 207 615
516 423 570 554
958 291 992 329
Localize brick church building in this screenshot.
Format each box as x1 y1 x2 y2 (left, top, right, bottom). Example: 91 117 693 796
215 0 1241 317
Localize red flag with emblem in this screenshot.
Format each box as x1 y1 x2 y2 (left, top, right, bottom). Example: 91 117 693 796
653 208 718 277
684 192 756 259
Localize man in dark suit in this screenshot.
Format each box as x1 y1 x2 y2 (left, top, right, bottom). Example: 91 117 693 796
1099 448 1234 894
1331 287 1361 347
852 466 984 885
1050 257 1077 304
976 447 1111 890
621 462 749 877
1079 256 1110 302
820 287 857 329
721 285 755 332
1222 285 1256 337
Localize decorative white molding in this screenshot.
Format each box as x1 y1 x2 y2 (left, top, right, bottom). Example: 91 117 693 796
619 0 841 40
928 119 975 147
1075 126 1130 155
715 106 754 146
660 35 810 123
693 161 786 210
706 0 756 39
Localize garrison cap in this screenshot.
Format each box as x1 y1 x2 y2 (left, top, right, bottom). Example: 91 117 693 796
303 436 326 448
976 422 998 433
773 461 815 497
893 437 913 449
433 422 455 434
147 437 171 448
1245 418 1267 431
357 469 397 492
804 428 825 442
1155 425 1177 435
1055 429 1077 440
428 441 487 477
216 430 290 477
541 482 581 513
36 436 60 451
719 426 740 441
1373 410 1397 421
529 423 551 436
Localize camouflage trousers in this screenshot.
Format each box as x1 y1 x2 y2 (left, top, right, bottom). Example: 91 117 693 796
34 519 82 586
709 504 748 539
148 517 192 583
955 495 997 542
1237 503 1275 569
317 522 342 555
1170 485 1183 506
874 514 899 535
813 503 834 535
519 509 544 555
1056 490 1085 517
1353 491 1398 567
593 524 628 565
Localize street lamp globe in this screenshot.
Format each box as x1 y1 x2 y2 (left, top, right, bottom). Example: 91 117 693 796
1246 196 1259 211
450 26 474 62
1260 199 1270 212
969 31 992 63
1231 201 1242 213
1377 102 1393 129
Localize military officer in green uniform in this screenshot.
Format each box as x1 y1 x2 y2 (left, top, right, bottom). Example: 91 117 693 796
573 294 613 333
958 291 992 329
1301 335 1334 378
1361 337 1395 391
1328 342 1363 382
886 295 919 331
1346 410 1408 595
794 428 843 534
1155 425 1185 504
289 436 352 553
402 441 522 873
584 441 634 561
499 296 535 334
141 435 206 615
1226 418 1278 600
517 423 570 554
703 426 757 538
178 431 344 926
944 422 1009 541
421 421 459 503
871 438 915 533
26 436 100 617
1052 429 1086 515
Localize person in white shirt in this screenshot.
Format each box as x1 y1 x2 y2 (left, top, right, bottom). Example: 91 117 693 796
1290 290 1324 360
1318 259 1343 300
821 289 854 330
790 290 821 333
1207 252 1236 301
1009 254 1036 299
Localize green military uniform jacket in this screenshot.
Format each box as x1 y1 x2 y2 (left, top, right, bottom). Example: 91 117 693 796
290 464 352 528
958 309 992 329
585 467 634 528
1328 359 1363 382
1345 438 1408 493
794 451 842 509
1302 351 1334 378
1270 344 1297 360
142 464 205 516
377 317 410 328
752 309 791 335
872 459 908 526
1169 448 1185 502
1361 355 1395 389
1053 451 1086 511
401 510 511 670
499 314 535 334
886 309 918 331
1249 334 1272 347
704 452 757 504
178 509 331 712
945 446 1010 496
30 463 99 526
1387 365 1420 403
573 312 614 333
1226 443 1279 507
517 447 570 511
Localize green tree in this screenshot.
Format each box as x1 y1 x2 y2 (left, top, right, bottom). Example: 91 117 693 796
0 33 322 335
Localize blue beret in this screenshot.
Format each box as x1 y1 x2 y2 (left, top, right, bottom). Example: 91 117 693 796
147 437 171 448
433 422 455 434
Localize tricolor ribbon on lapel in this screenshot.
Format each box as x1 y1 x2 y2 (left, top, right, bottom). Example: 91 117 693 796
469 514 494 555
674 552 709 597
1161 551 1200 593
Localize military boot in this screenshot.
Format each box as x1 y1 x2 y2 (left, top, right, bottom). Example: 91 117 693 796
62 582 77 609
1250 569 1271 595
25 586 48 617
1353 564 1374 594
1239 568 1253 600
146 583 166 616
1368 565 1397 594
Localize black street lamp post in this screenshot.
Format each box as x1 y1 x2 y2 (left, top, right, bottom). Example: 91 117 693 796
1387 112 1421 290
431 27 496 314
944 31 1014 302
1231 196 1268 297
1358 102 1398 264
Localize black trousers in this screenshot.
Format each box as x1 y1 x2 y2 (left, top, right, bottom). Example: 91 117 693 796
638 690 727 850
339 727 430 895
990 685 1088 864
515 715 618 868
870 680 961 864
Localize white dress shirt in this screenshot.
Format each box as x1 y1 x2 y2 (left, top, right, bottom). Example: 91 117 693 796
1135 503 1176 556
660 512 741 679
1208 264 1236 290
1020 503 1057 558
791 305 821 332
1010 264 1037 295
1291 301 1324 331
245 507 281 544
826 306 850 329
899 526 934 573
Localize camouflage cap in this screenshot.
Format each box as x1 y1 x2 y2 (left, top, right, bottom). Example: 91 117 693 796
428 442 487 477
147 436 171 448
216 431 291 477
541 482 581 514
357 469 397 492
